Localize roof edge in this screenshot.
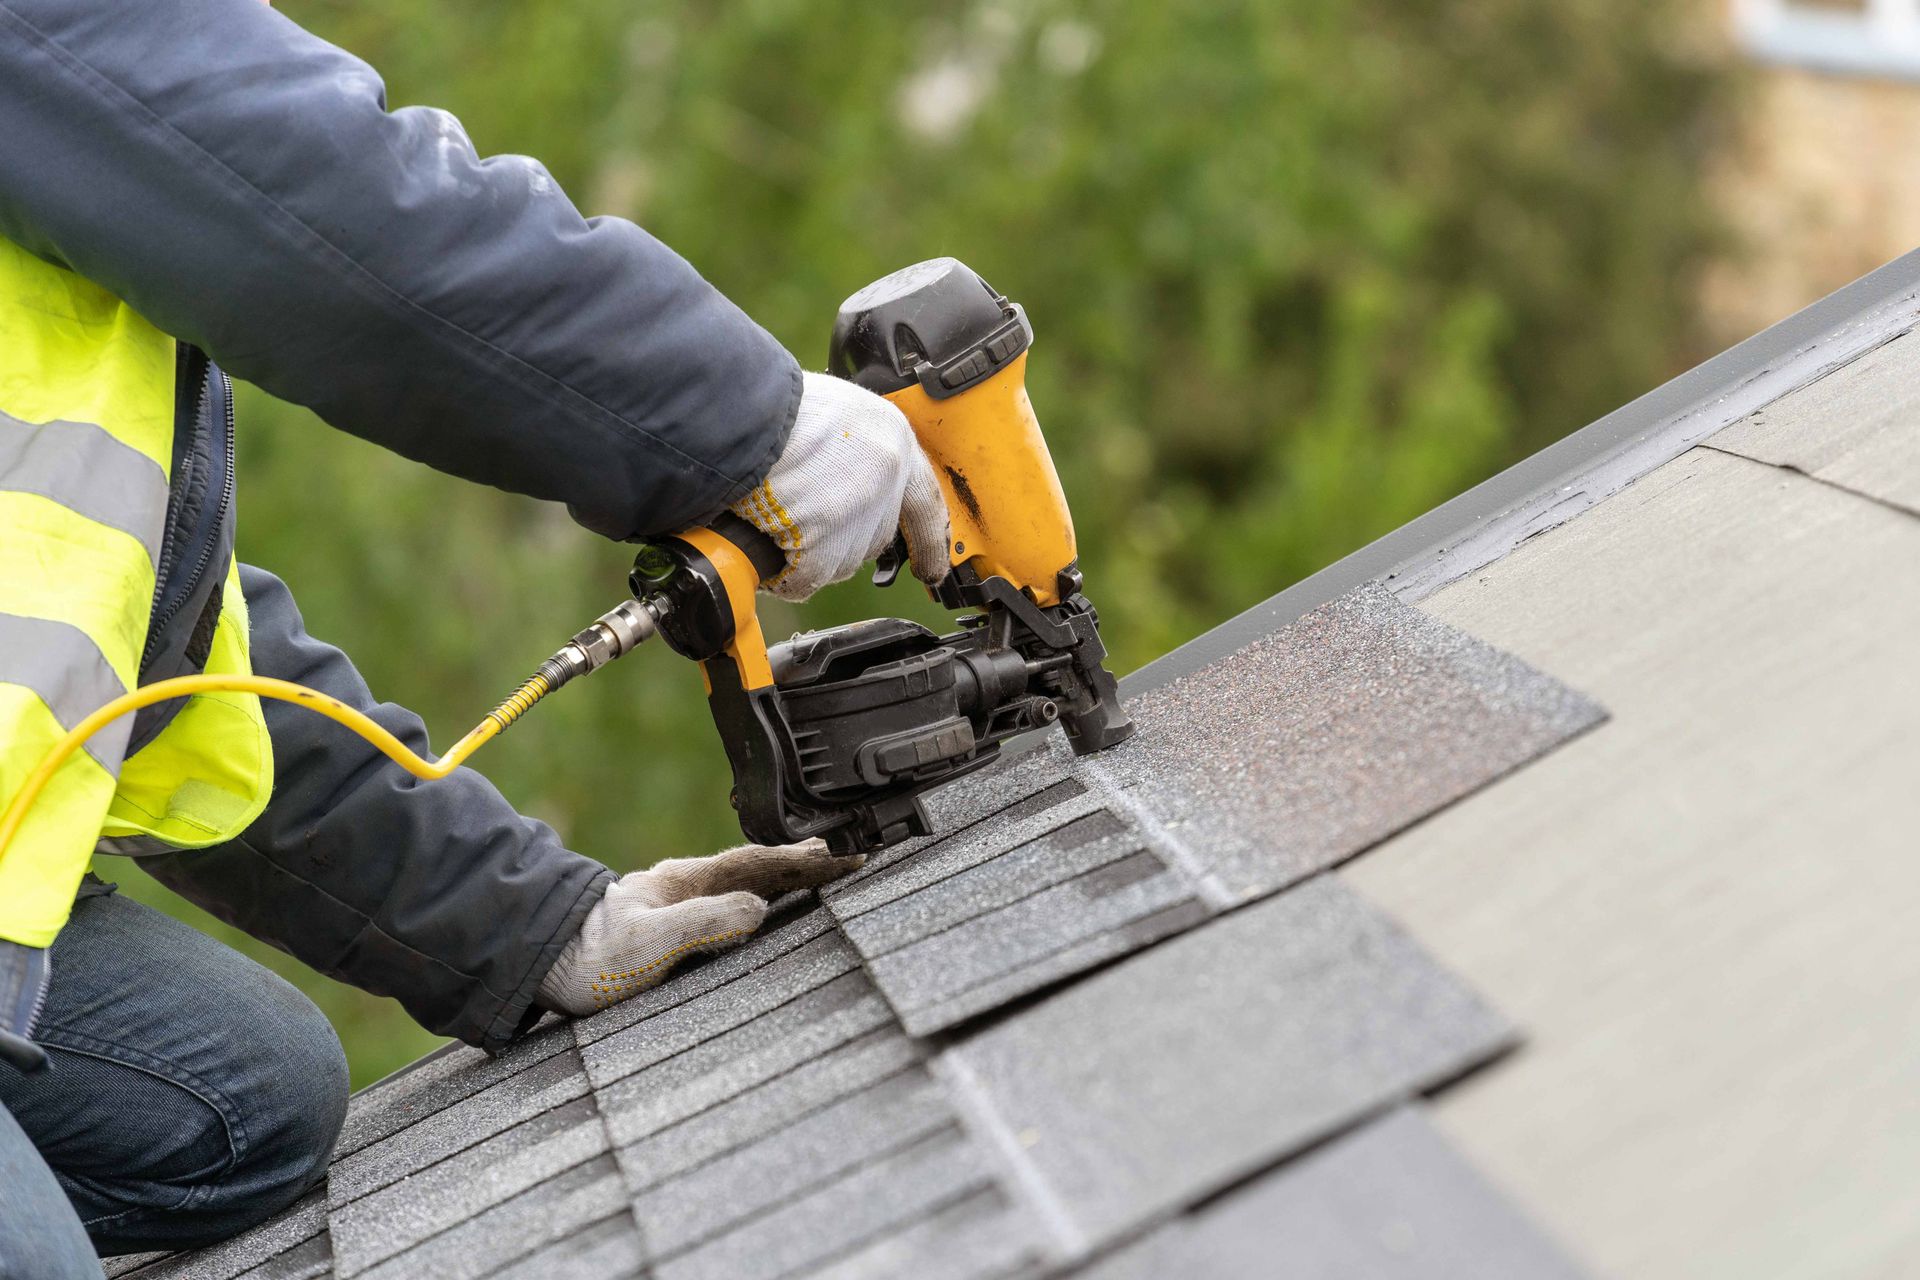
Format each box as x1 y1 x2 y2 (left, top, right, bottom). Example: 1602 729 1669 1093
1123 247 1920 697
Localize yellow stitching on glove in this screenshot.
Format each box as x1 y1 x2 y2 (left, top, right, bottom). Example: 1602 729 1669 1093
589 926 755 1006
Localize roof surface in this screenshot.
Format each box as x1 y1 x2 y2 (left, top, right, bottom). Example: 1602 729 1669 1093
113 246 1920 1280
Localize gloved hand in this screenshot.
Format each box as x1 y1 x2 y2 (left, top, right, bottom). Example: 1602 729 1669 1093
0 939 50 1073
536 839 863 1015
732 372 951 602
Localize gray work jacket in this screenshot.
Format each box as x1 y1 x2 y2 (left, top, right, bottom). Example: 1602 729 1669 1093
0 0 802 1051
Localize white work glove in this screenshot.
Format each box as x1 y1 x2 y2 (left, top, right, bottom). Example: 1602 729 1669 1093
536 839 863 1016
732 372 951 602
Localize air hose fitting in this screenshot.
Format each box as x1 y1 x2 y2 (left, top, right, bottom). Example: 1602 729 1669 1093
487 598 667 733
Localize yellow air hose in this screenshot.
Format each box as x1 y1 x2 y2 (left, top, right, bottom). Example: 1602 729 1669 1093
0 597 663 868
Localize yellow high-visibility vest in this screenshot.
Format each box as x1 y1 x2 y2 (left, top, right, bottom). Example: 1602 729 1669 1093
0 237 273 947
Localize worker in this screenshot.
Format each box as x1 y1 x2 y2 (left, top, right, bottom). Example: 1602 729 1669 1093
0 0 955 1273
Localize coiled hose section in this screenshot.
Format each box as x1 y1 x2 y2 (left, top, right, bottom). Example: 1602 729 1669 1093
0 668 560 868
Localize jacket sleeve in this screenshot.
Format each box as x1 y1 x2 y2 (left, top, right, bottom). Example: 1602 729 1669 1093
139 566 614 1052
0 0 800 539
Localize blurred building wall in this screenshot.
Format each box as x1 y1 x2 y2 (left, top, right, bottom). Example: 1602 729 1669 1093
1704 0 1920 342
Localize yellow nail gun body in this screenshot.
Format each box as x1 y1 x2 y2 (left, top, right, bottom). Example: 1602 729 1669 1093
633 259 1134 855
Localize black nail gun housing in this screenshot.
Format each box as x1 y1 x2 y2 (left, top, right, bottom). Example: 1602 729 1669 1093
633 535 1131 857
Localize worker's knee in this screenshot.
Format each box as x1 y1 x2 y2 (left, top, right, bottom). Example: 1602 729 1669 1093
219 974 350 1209
36 967 347 1252
1 892 348 1251
134 967 347 1247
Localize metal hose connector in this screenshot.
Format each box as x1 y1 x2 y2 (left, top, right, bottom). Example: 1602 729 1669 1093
483 598 665 737
485 670 554 734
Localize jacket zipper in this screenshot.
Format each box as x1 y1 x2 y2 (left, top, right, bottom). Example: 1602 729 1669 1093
145 345 201 623
22 955 49 1040
140 364 236 669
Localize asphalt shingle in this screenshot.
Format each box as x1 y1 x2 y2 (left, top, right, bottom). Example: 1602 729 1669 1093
482 1211 646 1280
898 901 1208 1038
630 1067 951 1259
332 1018 574 1160
328 1044 592 1209
115 1189 328 1280
577 930 864 1089
232 1231 333 1280
943 876 1515 1252
802 1186 1046 1280
649 1127 1002 1280
351 1152 629 1280
1096 583 1605 901
1071 1106 1588 1279
865 853 1202 1036
590 969 895 1146
612 1026 925 1173
329 1091 608 1275
827 584 1601 1036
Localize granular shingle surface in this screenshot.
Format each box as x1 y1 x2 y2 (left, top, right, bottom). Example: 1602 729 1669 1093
331 1018 575 1159
353 1153 630 1280
943 875 1515 1251
825 583 1602 1036
650 1127 999 1280
113 1189 329 1280
1073 1106 1587 1279
609 1026 924 1163
329 1090 607 1273
131 558 1602 1280
484 1212 645 1280
329 1043 592 1208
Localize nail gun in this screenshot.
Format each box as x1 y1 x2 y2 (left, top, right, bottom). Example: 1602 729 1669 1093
621 258 1135 855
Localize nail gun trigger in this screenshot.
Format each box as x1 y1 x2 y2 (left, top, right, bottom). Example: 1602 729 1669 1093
871 531 908 588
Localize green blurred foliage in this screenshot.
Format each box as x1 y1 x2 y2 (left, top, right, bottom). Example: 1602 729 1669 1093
116 0 1728 1086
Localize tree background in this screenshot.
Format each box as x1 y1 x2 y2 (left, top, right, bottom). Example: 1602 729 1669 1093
116 0 1729 1085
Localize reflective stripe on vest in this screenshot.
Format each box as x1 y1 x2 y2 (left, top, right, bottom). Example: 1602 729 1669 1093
0 238 271 947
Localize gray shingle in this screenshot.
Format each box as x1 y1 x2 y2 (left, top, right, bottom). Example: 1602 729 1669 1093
825 585 1601 1035
333 1019 572 1160
943 876 1514 1252
614 1026 927 1178
651 1127 995 1280
898 901 1209 1037
1071 1107 1588 1279
631 1068 951 1259
592 970 896 1148
578 931 862 1089
231 1232 333 1280
329 1045 591 1208
867 855 1201 1035
1097 583 1604 901
480 1211 645 1280
352 1153 628 1280
116 1189 327 1280
836 810 1136 954
800 1186 1047 1280
329 1092 608 1275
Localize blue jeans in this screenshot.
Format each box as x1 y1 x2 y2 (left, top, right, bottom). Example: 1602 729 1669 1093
0 886 348 1276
